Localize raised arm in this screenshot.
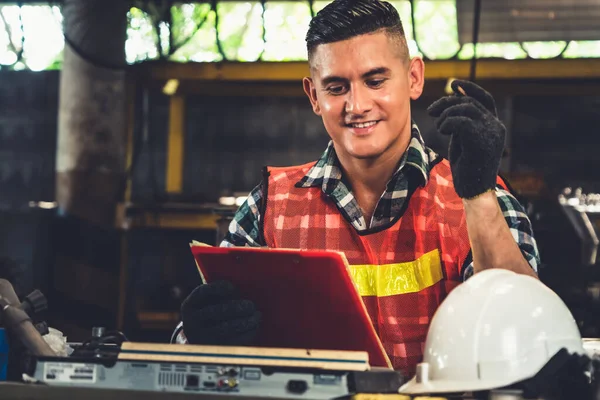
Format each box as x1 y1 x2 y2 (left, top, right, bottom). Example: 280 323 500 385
429 79 538 278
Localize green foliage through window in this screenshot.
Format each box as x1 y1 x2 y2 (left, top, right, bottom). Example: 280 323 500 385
125 1 600 63
0 1 599 70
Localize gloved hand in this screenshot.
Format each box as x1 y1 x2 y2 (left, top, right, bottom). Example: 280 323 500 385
180 280 261 346
427 79 506 199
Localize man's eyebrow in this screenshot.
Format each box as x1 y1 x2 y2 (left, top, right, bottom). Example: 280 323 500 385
362 67 390 78
320 75 346 86
320 67 391 86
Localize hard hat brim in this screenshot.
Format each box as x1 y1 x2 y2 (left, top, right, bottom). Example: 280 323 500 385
398 376 520 394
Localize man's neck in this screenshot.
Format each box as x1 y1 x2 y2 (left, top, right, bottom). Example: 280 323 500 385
339 149 401 195
335 134 412 222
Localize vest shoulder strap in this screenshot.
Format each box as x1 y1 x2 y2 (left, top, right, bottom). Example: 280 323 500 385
267 162 316 176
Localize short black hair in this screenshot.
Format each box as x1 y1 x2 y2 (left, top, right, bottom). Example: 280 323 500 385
306 0 408 62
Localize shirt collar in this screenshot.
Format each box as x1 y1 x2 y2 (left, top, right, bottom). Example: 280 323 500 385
295 122 436 191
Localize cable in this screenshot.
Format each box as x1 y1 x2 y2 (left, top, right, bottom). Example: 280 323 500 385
212 0 227 61
408 0 426 59
258 0 267 61
469 0 482 82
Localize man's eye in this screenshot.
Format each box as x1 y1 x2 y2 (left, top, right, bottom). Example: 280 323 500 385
326 85 346 95
367 79 385 88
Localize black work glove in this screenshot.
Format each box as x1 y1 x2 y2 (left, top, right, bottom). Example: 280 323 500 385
427 79 506 199
181 280 261 346
518 348 593 400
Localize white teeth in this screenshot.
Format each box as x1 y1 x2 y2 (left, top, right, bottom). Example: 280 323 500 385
351 121 377 128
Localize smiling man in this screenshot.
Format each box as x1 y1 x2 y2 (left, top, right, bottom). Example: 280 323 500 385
175 0 540 377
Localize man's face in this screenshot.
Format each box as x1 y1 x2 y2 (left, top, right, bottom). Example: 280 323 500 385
303 31 424 161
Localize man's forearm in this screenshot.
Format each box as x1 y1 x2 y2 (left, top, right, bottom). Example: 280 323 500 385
463 191 538 278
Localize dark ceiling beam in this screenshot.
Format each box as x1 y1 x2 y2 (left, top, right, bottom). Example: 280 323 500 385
130 58 600 83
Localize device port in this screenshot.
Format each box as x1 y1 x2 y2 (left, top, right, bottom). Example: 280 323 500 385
186 375 199 388
227 379 238 388
286 380 308 394
203 381 216 388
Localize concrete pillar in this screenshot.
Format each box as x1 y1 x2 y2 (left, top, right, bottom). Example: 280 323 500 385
52 0 130 339
56 0 129 225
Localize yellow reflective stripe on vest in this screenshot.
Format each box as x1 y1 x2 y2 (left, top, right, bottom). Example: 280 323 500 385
348 249 443 297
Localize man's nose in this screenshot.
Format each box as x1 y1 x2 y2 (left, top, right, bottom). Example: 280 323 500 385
345 85 373 115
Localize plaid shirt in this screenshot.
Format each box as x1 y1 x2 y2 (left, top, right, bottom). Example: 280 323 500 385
221 123 540 279
173 123 540 344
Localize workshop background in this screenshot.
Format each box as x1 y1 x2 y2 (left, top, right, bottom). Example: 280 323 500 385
0 0 599 343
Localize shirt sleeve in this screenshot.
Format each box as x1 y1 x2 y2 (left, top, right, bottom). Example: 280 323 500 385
461 187 541 281
171 185 266 344
220 184 266 248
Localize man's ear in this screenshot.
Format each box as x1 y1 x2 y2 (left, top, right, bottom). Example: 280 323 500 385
302 76 321 115
408 56 425 100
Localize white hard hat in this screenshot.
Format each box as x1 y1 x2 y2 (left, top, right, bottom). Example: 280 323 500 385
399 269 584 394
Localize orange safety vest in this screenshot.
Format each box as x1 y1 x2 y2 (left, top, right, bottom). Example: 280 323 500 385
263 158 508 376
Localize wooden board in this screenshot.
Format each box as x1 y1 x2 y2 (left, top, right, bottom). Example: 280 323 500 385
119 342 370 371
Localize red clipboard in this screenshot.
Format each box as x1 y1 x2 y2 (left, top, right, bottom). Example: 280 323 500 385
190 243 392 369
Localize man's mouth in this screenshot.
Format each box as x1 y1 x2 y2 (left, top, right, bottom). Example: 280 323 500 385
347 120 379 128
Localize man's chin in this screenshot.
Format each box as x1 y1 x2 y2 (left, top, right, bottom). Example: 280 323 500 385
333 138 393 161
347 148 383 160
